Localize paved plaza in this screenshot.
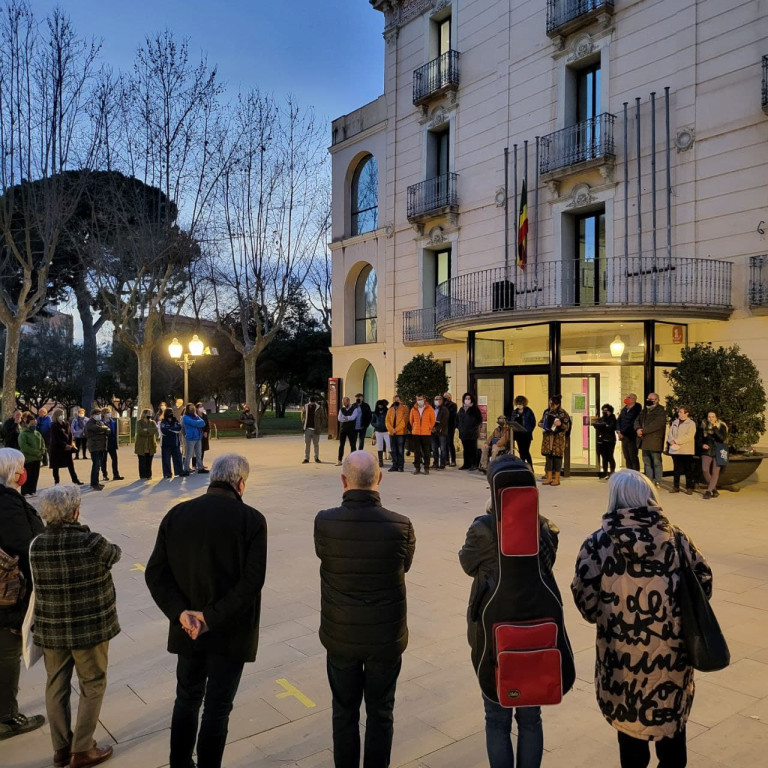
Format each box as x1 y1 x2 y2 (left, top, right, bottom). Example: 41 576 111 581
6 435 768 768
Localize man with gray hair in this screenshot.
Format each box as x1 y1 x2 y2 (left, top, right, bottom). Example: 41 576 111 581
30 485 120 768
145 453 267 768
314 450 415 768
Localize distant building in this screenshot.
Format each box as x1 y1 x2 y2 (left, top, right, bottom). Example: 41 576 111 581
21 309 75 344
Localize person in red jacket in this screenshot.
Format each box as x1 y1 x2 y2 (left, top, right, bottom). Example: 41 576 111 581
409 394 436 475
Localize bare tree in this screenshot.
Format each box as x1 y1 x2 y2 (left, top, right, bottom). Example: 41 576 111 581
306 231 332 333
209 91 329 434
0 1 100 418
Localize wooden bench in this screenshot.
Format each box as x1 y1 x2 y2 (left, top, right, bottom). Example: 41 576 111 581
208 417 251 438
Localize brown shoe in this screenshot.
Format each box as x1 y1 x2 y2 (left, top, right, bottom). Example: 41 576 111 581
69 744 113 768
54 747 71 767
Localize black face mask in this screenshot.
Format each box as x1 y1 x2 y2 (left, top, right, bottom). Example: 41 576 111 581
646 399 655 407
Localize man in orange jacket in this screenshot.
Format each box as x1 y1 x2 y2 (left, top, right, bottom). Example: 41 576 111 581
409 394 435 475
385 395 409 472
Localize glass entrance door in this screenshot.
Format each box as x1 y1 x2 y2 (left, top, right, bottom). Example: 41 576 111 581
561 372 599 470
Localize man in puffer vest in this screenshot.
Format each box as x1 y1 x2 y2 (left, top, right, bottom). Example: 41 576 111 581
314 451 416 768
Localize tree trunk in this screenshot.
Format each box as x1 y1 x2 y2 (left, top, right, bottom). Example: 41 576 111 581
136 344 154 415
1 319 23 420
74 277 98 413
244 350 259 437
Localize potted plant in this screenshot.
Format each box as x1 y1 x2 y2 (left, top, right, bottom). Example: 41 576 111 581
664 343 767 488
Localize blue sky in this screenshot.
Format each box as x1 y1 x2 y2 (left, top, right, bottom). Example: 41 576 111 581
34 0 384 122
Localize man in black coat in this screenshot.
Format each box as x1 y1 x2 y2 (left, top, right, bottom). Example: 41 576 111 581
145 453 267 768
315 450 415 768
353 393 373 451
617 393 642 471
1 411 22 450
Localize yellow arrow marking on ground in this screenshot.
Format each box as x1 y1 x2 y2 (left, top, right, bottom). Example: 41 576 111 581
275 678 316 708
131 563 146 572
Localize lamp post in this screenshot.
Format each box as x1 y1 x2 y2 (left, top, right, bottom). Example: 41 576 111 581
168 334 206 404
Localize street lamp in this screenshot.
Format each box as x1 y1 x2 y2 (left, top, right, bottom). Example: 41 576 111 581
169 334 211 404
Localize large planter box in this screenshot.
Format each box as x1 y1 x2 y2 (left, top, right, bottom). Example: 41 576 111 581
717 453 764 490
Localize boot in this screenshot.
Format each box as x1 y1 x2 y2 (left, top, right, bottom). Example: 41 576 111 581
377 451 384 468
542 471 552 485
551 471 561 486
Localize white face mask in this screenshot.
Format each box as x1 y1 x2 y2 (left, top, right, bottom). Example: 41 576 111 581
92 415 101 421
464 399 471 406
417 399 424 407
434 400 440 406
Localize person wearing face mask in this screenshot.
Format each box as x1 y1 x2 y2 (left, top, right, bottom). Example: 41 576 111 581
49 409 82 486
700 410 728 500
666 406 697 494
100 409 124 482
386 395 409 472
431 395 450 470
592 404 618 479
617 394 642 471
538 396 571 486
70 409 89 461
457 393 483 470
443 393 458 467
337 397 358 466
510 396 536 470
409 393 436 474
634 393 666 487
135 409 159 480
85 410 111 491
478 416 510 473
192 403 210 472
353 394 372 451
371 399 391 468
17 412 45 497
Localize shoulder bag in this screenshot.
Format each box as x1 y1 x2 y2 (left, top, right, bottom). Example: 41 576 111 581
673 529 730 672
712 440 729 468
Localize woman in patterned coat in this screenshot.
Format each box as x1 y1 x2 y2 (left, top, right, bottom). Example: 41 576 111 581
571 469 713 768
538 395 570 486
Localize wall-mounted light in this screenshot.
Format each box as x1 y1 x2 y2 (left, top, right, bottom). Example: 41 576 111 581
610 335 625 358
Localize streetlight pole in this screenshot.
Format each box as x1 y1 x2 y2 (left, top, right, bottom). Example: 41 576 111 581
169 335 207 403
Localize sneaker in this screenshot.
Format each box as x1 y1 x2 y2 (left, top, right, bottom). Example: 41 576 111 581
684 489 693 495
164 475 173 479
703 491 712 499
598 473 607 480
302 459 310 464
449 461 457 467
73 480 84 485
196 469 210 474
179 471 190 477
670 487 680 493
90 484 104 491
0 713 46 740
112 475 124 481
315 458 321 464
387 466 398 472
336 460 342 466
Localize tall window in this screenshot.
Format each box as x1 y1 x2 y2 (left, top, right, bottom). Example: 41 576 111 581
576 63 601 122
574 209 606 306
423 248 451 309
351 154 378 236
428 128 450 179
355 265 378 343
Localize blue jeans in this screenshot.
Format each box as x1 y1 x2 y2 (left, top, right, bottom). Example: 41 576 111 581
390 435 405 470
170 653 244 768
483 695 543 768
431 434 448 467
183 439 202 473
326 654 402 768
642 450 663 483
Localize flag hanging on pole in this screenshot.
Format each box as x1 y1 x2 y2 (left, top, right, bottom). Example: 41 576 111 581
517 177 528 268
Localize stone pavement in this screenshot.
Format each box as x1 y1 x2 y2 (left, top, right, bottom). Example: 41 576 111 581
6 436 768 768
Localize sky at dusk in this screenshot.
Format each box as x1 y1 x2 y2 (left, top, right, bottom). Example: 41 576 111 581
33 0 385 122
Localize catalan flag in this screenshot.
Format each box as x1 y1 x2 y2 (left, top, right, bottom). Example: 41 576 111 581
517 178 528 268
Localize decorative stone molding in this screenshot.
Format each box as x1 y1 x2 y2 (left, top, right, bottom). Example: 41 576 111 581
418 93 458 122
411 222 425 236
430 0 451 17
567 183 594 209
385 222 395 239
598 163 615 183
567 34 594 63
495 187 507 208
384 27 399 46
444 212 459 228
545 179 561 198
429 107 448 128
675 127 695 152
428 225 446 245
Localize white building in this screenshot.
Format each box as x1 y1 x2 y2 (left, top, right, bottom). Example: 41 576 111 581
330 0 768 473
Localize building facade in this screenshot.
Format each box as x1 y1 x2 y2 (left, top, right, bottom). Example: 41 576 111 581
330 0 768 473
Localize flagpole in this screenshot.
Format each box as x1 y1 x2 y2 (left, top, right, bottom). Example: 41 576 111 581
513 143 518 289
504 146 509 280
651 91 657 304
534 135 540 277
523 139 528 288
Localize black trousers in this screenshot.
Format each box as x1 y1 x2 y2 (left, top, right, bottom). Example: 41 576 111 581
326 654 402 768
101 446 119 478
90 451 105 487
514 434 533 467
617 729 687 768
356 429 367 451
412 435 432 469
21 460 41 495
621 436 641 470
390 435 405 470
52 454 80 484
597 441 617 474
461 439 479 469
446 427 457 463
672 454 695 489
138 453 153 478
74 437 88 459
170 653 244 768
338 431 356 462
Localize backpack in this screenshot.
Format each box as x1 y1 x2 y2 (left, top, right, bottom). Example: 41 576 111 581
0 546 26 607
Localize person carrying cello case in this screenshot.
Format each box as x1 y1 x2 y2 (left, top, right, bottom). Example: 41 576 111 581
459 454 575 767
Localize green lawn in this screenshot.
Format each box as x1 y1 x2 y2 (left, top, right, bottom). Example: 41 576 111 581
209 410 302 438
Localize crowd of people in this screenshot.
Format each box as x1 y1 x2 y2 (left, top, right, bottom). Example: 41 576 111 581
0 446 715 768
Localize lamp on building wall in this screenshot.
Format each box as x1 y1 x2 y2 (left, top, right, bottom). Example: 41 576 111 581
609 335 625 358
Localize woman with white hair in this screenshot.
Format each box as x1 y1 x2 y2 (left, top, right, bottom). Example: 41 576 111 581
30 484 120 768
0 448 45 741
572 469 714 768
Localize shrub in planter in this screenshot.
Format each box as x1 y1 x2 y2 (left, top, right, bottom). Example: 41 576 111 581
664 343 766 453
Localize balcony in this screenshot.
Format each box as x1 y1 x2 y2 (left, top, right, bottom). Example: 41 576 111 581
413 50 461 107
749 255 768 309
433 256 732 331
407 172 459 224
540 113 616 178
546 0 614 38
403 307 442 344
763 56 768 115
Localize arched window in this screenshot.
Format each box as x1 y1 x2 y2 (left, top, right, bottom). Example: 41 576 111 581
355 265 377 344
351 154 378 236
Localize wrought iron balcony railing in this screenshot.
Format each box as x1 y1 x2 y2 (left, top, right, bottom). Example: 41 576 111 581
407 172 459 221
540 113 616 176
433 256 732 324
546 0 615 37
762 55 768 114
749 255 768 307
413 50 461 106
403 306 441 342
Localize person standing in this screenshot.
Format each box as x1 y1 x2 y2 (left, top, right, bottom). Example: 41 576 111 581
700 411 728 500
1 410 22 450
36 408 52 453
457 393 483 471
85 410 110 491
192 403 210 472
538 395 570 487
18 412 45 497
135 409 158 480
510 396 536 470
238 404 257 439
145 454 267 768
160 409 186 479
301 396 327 464
30 485 120 768
314 451 415 768
617 394 642 471
371 399 391 468
443 392 458 467
385 395 408 473
634 393 666 487
336 397 357 466
430 394 450 470
409 394 436 475
592 404 618 479
572 470 713 768
181 404 207 476
100 409 124 482
667 406 697 494
478 416 510 473
71 409 88 460
49 409 82 485
353 393 372 451
0 448 46 742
